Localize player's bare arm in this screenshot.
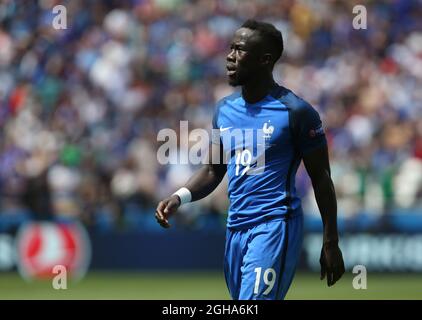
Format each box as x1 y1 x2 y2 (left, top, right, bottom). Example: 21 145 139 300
155 142 226 228
303 145 345 287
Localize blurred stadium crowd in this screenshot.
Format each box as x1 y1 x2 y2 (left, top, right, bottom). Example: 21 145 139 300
0 0 421 232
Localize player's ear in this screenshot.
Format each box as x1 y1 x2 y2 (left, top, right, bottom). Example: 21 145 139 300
261 53 273 67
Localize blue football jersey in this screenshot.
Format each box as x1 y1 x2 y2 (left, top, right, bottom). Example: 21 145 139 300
212 85 326 229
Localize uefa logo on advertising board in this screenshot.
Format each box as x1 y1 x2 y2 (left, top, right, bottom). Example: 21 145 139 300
15 222 91 281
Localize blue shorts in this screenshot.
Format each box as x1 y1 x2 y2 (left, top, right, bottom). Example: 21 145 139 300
224 213 304 300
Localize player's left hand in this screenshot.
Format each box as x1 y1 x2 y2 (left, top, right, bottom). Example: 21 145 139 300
319 241 345 287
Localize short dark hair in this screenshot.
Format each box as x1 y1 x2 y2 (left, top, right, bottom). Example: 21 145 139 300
241 19 284 64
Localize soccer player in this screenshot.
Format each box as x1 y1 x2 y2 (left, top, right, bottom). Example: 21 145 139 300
155 19 345 300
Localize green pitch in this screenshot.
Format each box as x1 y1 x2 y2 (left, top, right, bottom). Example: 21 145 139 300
0 272 421 300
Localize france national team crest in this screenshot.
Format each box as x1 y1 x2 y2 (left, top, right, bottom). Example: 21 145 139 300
263 120 274 140
262 120 275 149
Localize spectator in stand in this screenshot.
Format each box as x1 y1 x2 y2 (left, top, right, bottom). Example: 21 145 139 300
0 0 420 232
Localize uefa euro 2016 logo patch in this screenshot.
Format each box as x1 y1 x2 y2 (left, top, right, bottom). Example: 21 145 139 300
309 125 324 138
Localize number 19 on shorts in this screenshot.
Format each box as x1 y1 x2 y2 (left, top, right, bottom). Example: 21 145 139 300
254 267 276 295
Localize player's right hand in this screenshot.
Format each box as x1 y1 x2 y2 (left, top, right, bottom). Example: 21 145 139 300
155 195 181 228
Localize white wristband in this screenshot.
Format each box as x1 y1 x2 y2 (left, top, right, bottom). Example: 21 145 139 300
172 187 192 205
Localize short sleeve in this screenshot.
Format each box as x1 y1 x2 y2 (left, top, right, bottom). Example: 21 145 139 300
290 101 327 156
211 100 222 145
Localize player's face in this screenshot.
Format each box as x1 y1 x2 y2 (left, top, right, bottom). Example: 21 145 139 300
226 28 263 87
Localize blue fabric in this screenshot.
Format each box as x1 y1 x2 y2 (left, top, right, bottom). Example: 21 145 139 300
224 212 304 300
213 85 326 229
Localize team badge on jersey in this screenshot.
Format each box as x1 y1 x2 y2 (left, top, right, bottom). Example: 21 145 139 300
262 121 274 140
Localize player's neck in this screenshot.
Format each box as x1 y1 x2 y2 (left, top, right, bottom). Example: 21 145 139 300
241 76 277 104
